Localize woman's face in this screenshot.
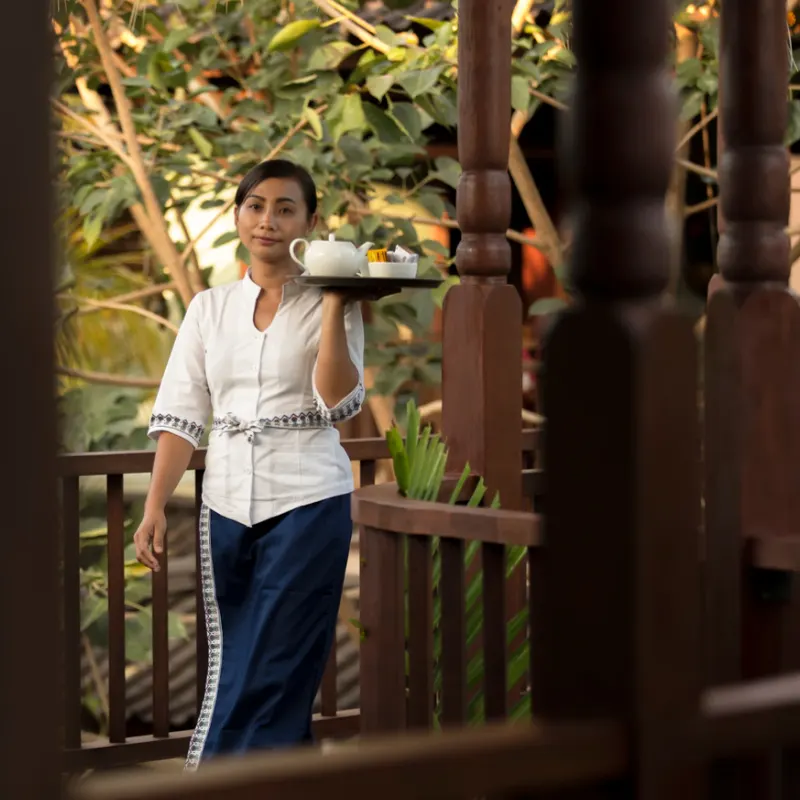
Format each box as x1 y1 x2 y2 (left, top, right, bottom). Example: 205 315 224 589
234 177 317 266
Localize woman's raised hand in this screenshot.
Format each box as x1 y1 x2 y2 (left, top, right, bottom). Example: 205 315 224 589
133 508 168 572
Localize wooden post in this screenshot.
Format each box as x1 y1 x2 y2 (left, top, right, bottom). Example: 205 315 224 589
705 3 800 798
532 1 703 798
442 0 523 718
442 0 522 510
0 2 62 798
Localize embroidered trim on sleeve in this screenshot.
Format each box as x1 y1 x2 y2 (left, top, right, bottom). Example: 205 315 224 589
314 380 365 424
148 413 206 446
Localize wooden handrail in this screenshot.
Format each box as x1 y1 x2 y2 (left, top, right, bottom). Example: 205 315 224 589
352 482 540 547
56 429 542 477
73 719 627 800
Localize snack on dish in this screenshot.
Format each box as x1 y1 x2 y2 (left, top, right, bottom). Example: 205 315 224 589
367 248 388 263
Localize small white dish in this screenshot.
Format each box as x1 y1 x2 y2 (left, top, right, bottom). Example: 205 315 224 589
367 262 418 279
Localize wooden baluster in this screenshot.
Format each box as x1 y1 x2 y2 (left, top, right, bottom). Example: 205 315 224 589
440 537 467 727
62 476 83 751
194 469 207 717
706 4 799 798
320 636 338 718
533 1 702 799
407 534 434 729
107 474 127 744
360 458 376 488
482 542 507 720
151 524 169 738
360 526 405 733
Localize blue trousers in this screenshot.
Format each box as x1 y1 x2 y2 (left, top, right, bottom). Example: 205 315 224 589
185 493 352 768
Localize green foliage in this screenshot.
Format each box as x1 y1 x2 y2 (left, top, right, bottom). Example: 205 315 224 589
384 400 528 724
55 0 466 420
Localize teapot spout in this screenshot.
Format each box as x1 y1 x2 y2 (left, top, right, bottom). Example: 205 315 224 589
356 241 374 256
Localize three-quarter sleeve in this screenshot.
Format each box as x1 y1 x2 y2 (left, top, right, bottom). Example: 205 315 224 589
312 301 365 424
148 293 211 448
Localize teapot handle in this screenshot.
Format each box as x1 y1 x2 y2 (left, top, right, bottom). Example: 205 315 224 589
289 238 309 271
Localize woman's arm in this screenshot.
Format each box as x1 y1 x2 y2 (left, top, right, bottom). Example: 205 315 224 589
314 294 360 408
135 294 211 571
135 433 194 571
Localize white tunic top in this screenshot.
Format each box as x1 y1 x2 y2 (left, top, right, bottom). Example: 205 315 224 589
147 271 365 526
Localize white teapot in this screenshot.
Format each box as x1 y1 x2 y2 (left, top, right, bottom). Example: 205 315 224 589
289 233 374 278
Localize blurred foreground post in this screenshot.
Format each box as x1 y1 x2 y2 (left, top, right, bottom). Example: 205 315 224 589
0 2 62 798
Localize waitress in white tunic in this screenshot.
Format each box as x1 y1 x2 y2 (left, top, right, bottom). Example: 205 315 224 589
134 159 364 769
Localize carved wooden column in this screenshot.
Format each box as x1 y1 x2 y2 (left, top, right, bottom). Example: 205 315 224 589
532 2 703 798
441 0 523 721
705 3 800 797
442 0 522 509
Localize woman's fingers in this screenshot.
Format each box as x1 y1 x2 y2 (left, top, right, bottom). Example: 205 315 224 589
134 523 160 571
152 516 167 558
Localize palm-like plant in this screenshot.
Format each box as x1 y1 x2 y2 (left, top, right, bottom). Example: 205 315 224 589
385 400 530 726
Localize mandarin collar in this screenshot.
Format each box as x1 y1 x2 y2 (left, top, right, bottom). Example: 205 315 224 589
242 268 303 300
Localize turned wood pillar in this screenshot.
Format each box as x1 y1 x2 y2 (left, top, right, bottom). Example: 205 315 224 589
442 0 522 511
705 3 800 797
532 2 702 797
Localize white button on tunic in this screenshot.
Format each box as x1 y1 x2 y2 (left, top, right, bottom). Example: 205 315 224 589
148 271 365 527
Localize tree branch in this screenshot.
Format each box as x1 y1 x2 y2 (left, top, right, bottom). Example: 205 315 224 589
57 366 161 389
676 105 719 151
311 0 392 55
685 196 718 216
508 109 564 273
81 0 195 307
62 295 180 333
75 282 177 313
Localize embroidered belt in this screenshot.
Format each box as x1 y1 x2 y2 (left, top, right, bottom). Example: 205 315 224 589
211 411 331 442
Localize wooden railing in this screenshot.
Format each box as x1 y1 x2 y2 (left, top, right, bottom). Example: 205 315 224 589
74 475 800 800
59 431 541 772
58 438 392 771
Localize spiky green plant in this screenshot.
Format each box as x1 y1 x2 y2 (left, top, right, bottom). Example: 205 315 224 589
385 399 530 725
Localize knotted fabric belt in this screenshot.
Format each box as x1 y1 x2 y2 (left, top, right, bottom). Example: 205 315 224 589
211 410 331 442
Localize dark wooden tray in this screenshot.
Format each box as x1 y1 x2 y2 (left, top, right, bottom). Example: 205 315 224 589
293 275 442 293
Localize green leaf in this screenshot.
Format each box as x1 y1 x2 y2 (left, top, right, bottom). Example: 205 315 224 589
303 106 323 140
308 41 354 71
528 296 568 316
267 19 321 52
395 67 443 99
82 211 105 251
432 275 459 309
448 462 472 505
366 74 395 101
212 230 239 248
679 90 704 122
386 427 410 495
511 75 530 113
675 58 703 89
433 156 462 189
389 103 422 140
162 27 193 52
332 94 367 142
188 127 214 158
364 103 406 143
405 399 420 476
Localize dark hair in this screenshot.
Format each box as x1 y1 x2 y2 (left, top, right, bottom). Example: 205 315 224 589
234 159 318 217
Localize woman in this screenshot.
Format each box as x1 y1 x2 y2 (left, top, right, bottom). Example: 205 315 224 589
134 159 364 769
